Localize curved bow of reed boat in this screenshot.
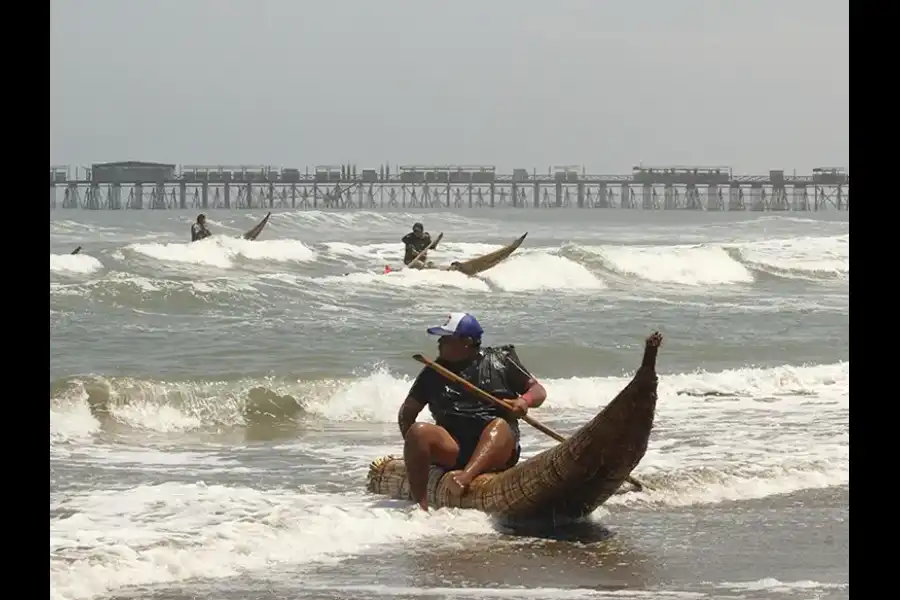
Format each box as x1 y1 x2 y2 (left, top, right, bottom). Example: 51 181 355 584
242 212 272 241
447 233 527 276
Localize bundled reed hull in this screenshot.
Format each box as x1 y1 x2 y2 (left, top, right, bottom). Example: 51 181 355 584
366 332 662 521
242 212 272 241
448 233 527 276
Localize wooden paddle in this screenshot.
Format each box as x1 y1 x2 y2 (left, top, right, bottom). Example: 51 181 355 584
400 232 444 271
412 353 647 492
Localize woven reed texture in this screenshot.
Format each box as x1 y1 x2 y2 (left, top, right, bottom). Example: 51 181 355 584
366 332 662 520
454 233 527 275
242 212 271 241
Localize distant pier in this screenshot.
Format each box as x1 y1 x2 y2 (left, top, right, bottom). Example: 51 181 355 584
49 162 849 212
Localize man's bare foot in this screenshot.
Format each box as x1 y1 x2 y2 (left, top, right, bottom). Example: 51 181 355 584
445 470 474 495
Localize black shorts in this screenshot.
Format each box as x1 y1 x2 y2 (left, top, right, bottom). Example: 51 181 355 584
441 417 521 472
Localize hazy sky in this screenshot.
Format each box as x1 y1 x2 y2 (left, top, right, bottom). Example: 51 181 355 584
50 0 849 175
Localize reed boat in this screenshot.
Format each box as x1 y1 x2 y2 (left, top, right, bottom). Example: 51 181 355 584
442 232 527 275
242 212 272 241
366 331 662 521
401 233 526 274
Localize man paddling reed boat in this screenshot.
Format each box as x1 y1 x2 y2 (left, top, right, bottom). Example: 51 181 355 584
191 214 212 242
383 228 444 274
398 312 548 511
401 221 440 269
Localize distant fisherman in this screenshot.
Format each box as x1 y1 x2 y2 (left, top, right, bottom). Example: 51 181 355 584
402 222 437 268
191 214 211 242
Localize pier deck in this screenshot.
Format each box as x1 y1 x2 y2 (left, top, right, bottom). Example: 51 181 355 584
49 162 849 211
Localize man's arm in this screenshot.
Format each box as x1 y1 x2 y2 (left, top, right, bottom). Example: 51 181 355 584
398 396 426 438
399 369 433 437
505 351 547 409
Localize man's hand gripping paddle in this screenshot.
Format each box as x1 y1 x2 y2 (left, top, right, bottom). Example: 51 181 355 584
400 232 443 271
412 353 646 492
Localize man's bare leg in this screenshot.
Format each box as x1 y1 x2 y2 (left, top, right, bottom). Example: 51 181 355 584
446 418 516 495
403 423 460 511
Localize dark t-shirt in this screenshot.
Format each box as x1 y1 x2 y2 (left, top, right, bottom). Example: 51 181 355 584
191 223 210 241
401 232 433 263
408 349 533 431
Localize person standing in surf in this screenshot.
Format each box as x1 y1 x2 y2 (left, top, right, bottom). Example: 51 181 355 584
191 214 211 242
397 312 547 511
401 222 437 268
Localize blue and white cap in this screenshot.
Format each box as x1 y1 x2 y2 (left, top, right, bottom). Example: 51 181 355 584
427 312 484 339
